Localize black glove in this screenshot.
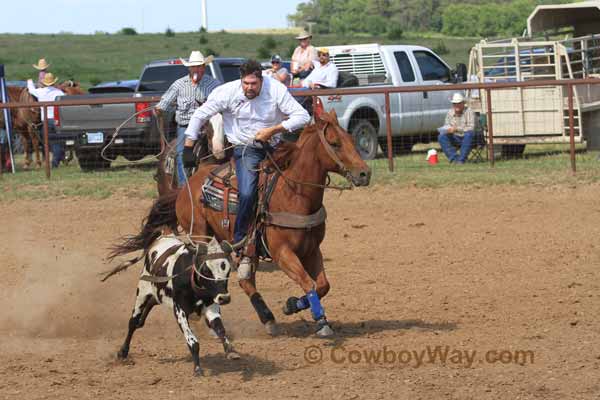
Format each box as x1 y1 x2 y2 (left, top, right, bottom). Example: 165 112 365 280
182 146 196 168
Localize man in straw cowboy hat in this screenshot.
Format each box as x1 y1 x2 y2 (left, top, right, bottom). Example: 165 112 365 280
155 50 223 187
437 92 475 164
33 58 51 88
27 73 65 167
291 30 318 80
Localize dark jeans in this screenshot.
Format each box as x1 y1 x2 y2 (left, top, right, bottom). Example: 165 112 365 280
437 128 475 163
39 120 63 168
233 145 267 244
295 69 312 80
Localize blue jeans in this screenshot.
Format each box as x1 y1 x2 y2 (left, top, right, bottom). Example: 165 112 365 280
39 120 63 168
233 145 267 244
176 125 187 186
437 128 475 163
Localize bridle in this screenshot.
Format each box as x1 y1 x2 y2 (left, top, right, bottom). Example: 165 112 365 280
316 121 354 183
264 121 355 191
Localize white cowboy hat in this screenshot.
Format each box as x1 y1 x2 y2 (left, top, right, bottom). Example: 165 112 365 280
33 58 50 70
40 73 59 86
451 92 465 103
180 51 214 67
295 30 312 40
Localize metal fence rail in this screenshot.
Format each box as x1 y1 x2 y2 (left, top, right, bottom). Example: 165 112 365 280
1 78 599 178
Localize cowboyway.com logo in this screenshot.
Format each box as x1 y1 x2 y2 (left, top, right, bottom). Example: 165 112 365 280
303 345 535 368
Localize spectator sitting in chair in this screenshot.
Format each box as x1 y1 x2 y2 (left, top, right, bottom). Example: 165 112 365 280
263 55 291 86
291 31 318 80
301 47 339 89
437 93 475 164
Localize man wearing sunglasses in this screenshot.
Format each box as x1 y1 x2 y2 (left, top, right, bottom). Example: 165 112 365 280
301 47 339 89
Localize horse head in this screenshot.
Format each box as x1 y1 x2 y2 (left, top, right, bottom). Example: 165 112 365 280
314 109 371 187
59 80 85 95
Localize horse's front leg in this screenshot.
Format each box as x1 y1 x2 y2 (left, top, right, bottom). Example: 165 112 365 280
238 260 277 336
30 130 42 168
21 134 31 169
275 246 334 337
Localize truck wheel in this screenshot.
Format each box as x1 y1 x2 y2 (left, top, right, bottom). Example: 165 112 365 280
350 119 378 160
77 151 111 171
124 153 146 162
500 144 526 159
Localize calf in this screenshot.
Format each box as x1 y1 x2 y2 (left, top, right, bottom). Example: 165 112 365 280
117 235 238 376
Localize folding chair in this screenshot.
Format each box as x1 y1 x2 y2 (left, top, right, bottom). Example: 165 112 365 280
468 113 488 163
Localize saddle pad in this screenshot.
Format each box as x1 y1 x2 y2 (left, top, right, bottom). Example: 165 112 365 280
201 177 239 214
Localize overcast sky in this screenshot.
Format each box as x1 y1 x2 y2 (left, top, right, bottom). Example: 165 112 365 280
1 0 303 34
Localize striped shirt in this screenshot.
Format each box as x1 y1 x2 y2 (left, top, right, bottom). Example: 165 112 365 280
156 74 221 126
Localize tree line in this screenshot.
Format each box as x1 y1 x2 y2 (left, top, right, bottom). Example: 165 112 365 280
287 0 572 38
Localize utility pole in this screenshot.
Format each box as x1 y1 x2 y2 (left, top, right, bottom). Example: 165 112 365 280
201 0 208 31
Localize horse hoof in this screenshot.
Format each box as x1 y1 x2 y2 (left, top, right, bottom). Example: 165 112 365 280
193 366 204 377
227 351 241 360
283 297 300 315
315 322 334 338
264 320 279 336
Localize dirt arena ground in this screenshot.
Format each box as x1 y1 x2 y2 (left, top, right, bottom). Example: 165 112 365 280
1 183 600 399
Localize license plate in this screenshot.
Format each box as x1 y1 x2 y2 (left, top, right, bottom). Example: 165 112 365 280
66 140 75 146
87 132 104 144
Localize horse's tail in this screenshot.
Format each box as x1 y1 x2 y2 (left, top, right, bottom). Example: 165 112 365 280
107 189 180 262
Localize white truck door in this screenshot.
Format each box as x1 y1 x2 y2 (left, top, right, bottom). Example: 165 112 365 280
411 50 455 132
389 50 423 135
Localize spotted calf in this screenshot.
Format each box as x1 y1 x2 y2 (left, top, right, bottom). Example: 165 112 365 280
117 235 238 376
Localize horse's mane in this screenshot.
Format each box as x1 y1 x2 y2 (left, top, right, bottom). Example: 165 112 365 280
263 123 321 171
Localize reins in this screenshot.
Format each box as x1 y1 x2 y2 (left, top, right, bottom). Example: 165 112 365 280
263 121 354 192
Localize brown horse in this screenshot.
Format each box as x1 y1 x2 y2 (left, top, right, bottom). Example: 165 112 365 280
1 82 84 168
113 109 371 337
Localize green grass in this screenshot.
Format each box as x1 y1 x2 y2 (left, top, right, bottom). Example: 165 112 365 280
0 31 475 89
2 146 599 201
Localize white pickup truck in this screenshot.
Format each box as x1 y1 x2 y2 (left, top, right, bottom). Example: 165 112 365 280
315 43 467 159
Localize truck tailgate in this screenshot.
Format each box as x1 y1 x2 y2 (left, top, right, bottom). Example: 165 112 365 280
57 93 140 131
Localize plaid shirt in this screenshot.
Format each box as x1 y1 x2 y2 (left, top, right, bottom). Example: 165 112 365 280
444 106 475 136
156 74 221 125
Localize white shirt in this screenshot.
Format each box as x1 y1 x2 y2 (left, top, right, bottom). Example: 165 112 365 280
302 61 339 88
186 77 310 146
27 80 65 120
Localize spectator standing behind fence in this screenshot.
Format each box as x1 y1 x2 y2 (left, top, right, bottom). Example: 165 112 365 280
291 31 318 80
26 73 65 168
437 93 475 164
301 47 339 89
32 58 50 88
263 55 291 86
155 51 222 187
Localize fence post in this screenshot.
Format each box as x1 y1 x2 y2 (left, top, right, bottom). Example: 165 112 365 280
0 64 16 174
384 92 394 172
567 84 576 175
43 106 50 179
485 88 495 167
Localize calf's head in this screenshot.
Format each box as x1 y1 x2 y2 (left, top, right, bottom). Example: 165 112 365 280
196 238 233 305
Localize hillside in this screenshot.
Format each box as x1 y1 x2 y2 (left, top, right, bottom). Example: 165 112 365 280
0 31 475 89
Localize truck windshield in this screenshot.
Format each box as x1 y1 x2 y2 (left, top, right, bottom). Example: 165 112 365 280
137 65 188 92
220 63 243 83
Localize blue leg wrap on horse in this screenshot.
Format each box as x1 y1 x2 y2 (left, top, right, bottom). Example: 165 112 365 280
307 290 325 321
296 296 309 311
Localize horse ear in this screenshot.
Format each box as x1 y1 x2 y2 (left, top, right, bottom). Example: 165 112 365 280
328 109 337 119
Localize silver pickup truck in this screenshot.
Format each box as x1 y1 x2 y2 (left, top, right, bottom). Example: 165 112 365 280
55 58 245 170
314 43 467 159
